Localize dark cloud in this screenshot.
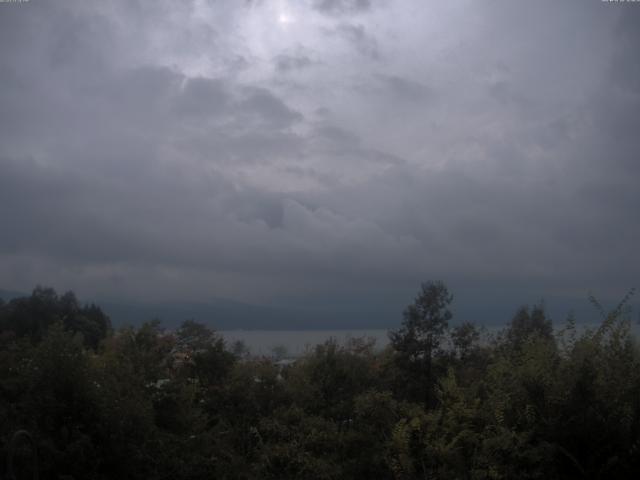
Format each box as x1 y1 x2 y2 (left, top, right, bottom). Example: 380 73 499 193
238 87 303 128
312 0 373 16
378 75 431 102
0 0 638 322
174 76 230 116
334 24 380 59
274 53 314 73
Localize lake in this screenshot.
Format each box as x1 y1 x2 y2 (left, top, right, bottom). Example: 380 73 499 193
220 322 640 357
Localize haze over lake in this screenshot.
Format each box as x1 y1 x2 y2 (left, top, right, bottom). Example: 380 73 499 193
219 322 640 357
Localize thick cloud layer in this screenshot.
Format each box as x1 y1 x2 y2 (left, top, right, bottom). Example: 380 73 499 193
0 0 638 324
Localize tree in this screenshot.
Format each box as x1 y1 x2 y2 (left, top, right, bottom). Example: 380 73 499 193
174 320 235 386
288 338 377 420
175 319 217 352
506 303 553 351
389 281 453 406
0 287 111 349
231 339 250 359
450 321 480 361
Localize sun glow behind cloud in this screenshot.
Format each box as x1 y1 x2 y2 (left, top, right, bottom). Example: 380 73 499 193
276 0 296 26
278 12 295 25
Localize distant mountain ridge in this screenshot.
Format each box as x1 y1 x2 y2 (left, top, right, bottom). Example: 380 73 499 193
2 287 625 330
0 288 398 330
97 297 398 330
0 289 27 301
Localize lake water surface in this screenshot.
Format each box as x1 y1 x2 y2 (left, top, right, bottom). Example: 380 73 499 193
221 322 640 357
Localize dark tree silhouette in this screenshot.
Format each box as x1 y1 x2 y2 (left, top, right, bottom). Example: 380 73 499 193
389 280 453 406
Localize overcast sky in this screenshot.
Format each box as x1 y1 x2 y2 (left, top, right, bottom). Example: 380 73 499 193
0 0 638 324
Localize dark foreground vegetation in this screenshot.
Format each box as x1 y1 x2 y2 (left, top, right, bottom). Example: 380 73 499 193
1 283 639 479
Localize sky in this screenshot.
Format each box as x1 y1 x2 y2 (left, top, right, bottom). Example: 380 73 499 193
0 0 638 326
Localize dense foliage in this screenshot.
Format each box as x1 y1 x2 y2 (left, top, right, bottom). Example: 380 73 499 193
1 283 639 479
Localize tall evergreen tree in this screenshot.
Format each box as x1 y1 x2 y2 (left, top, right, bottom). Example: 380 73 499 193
389 281 453 406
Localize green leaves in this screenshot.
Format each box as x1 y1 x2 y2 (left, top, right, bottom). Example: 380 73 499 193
389 281 454 406
1 285 639 478
0 286 111 349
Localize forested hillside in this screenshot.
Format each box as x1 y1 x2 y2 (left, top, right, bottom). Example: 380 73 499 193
1 284 638 479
